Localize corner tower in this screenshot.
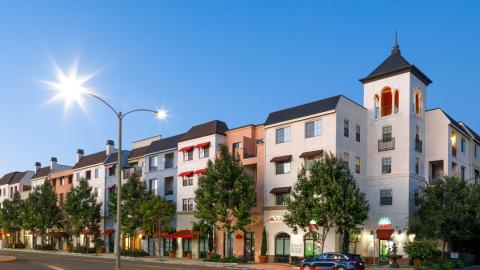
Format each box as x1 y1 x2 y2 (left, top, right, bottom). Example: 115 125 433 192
359 36 432 259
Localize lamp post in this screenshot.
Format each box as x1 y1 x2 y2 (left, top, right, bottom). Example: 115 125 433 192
45 66 167 270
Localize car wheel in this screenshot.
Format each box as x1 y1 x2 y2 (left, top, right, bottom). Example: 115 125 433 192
303 264 312 270
337 266 347 270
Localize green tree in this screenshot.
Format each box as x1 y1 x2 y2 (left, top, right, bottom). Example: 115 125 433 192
0 192 24 247
410 176 471 258
194 145 256 252
140 195 176 257
109 174 148 250
64 178 102 249
284 152 368 253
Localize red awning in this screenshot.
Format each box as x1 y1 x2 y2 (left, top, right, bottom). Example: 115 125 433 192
179 146 194 152
103 229 115 236
178 171 194 177
376 229 395 240
162 230 198 239
194 169 206 175
194 142 210 148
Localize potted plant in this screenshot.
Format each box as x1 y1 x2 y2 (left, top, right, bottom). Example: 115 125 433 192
187 251 193 259
258 227 267 263
168 246 177 258
404 239 441 268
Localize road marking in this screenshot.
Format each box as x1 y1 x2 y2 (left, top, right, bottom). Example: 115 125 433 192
47 265 66 270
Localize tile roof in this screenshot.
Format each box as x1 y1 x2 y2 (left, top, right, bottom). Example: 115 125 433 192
145 133 185 155
359 44 432 85
127 146 149 161
32 166 51 179
265 95 341 126
73 150 108 170
179 120 228 142
0 172 18 186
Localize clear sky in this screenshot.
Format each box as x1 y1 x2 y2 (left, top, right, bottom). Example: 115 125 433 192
1 0 479 175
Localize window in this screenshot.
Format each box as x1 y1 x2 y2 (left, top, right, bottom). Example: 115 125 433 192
94 168 99 178
93 187 99 197
305 120 322 138
165 177 174 195
475 169 480 184
344 119 349 137
382 126 392 142
10 187 13 199
85 170 92 180
188 198 194 211
394 90 399 113
276 127 291 144
183 149 193 161
183 238 192 257
182 199 188 211
374 95 380 118
414 89 423 116
76 172 81 181
461 138 466 153
451 131 457 157
164 153 174 169
452 162 458 176
59 193 64 205
232 142 242 152
304 233 322 258
461 166 466 181
305 156 320 171
149 156 158 172
275 162 291 174
149 178 157 195
356 125 361 142
275 193 289 205
415 158 420 175
382 158 392 174
380 189 392 205
108 165 116 176
343 152 349 164
381 87 393 116
59 177 64 186
199 146 210 158
183 177 193 186
275 233 290 257
355 157 361 174
475 144 479 159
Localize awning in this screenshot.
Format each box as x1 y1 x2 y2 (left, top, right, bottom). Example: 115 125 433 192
270 186 291 194
179 146 194 152
270 155 292 163
299 150 324 158
195 142 210 148
103 229 115 236
107 184 116 189
376 229 395 240
194 169 206 175
162 230 198 239
178 171 194 177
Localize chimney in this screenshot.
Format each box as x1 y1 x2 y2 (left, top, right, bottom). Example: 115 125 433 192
76 149 84 162
34 162 41 173
50 157 58 169
106 140 115 155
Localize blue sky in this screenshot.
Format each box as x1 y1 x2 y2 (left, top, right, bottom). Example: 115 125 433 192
0 1 479 175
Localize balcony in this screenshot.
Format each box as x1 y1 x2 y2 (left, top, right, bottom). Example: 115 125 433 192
124 166 143 179
415 138 423 153
165 190 174 196
378 138 395 152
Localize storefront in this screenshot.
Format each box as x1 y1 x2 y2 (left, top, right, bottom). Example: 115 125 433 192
376 216 395 264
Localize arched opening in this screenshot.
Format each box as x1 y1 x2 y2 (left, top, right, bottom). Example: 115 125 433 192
374 95 380 118
304 232 321 258
394 90 399 113
275 232 290 263
381 87 393 116
414 89 423 116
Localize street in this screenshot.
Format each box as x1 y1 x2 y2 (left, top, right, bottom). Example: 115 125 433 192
0 250 236 270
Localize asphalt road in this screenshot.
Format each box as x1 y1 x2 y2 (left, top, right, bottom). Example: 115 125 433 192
0 251 227 270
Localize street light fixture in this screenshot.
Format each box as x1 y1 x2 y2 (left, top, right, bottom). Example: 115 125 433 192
45 63 167 270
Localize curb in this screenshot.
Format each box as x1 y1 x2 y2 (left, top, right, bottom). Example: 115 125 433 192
0 255 16 262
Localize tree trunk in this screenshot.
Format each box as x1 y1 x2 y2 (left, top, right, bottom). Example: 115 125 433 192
441 240 447 260
342 230 350 253
155 236 161 258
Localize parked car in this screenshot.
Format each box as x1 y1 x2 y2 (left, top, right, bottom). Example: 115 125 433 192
300 253 365 270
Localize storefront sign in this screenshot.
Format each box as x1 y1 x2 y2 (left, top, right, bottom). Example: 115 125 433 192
268 216 285 223
378 216 393 228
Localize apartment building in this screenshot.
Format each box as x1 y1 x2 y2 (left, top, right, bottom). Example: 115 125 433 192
175 120 228 258
48 168 73 250
0 171 34 206
125 136 160 182
31 158 70 190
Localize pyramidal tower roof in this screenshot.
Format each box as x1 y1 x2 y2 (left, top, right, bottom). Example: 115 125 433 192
360 33 432 85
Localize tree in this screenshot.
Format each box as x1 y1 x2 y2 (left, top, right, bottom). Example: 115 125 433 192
0 192 24 247
109 174 147 250
194 145 256 252
410 176 471 258
64 178 102 249
140 195 176 257
284 152 368 253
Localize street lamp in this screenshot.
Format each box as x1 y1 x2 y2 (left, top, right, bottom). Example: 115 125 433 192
45 64 167 270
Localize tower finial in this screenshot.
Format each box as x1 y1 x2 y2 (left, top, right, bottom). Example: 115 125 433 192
392 30 400 54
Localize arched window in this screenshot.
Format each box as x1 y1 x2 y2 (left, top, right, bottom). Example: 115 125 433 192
304 232 321 258
374 95 380 118
275 232 290 263
394 90 399 114
414 88 423 116
381 87 393 117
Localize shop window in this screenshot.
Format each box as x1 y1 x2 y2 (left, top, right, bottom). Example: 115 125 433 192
163 238 177 256
275 233 290 263
182 238 192 257
381 87 393 116
304 233 321 258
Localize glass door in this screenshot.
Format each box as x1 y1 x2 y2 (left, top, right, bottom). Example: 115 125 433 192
244 232 255 261
379 240 392 264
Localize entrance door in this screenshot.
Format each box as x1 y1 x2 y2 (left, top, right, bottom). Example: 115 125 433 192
244 232 255 261
379 240 392 264
275 233 290 263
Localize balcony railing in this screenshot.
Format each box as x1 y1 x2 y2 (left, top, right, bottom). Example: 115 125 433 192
378 138 395 152
124 166 143 179
415 138 423 153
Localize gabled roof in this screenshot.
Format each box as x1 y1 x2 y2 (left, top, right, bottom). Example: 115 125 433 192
127 146 149 161
0 172 18 186
10 171 28 184
104 150 131 167
460 122 480 143
73 150 108 170
359 42 432 85
32 166 51 179
145 133 185 155
428 108 470 136
179 120 229 142
265 95 341 126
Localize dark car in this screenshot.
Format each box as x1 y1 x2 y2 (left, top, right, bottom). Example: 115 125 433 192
300 252 365 270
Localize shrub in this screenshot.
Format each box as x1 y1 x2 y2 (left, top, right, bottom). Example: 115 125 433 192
220 256 241 263
71 246 97 253
34 244 55 250
120 250 149 257
207 253 221 262
430 261 454 270
13 242 26 249
404 240 441 266
261 227 267 256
